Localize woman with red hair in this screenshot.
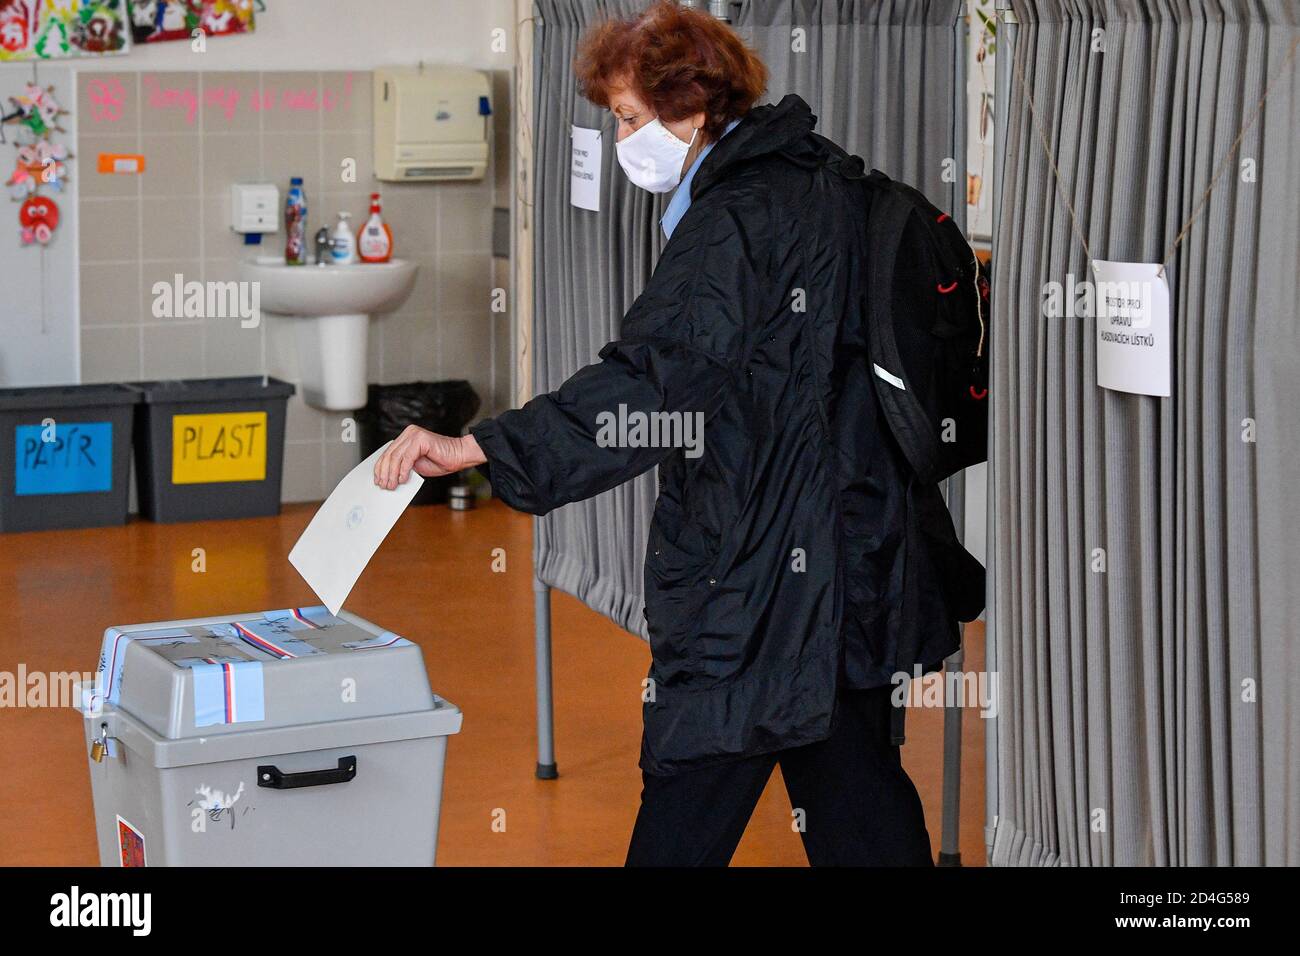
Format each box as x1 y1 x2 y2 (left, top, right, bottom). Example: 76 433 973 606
378 1 972 867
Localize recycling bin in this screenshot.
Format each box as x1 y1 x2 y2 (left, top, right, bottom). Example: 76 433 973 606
127 376 294 523
0 383 140 533
357 380 481 506
75 607 462 866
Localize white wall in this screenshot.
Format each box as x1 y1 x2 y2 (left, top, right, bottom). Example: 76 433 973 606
965 0 996 244
964 0 992 568
0 64 79 386
102 0 516 72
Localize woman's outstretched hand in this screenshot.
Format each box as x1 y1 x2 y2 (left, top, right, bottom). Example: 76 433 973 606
373 425 487 490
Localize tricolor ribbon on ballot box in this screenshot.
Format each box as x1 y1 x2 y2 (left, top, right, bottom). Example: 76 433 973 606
89 625 267 731
343 631 412 650
190 658 266 728
85 609 414 734
262 607 414 649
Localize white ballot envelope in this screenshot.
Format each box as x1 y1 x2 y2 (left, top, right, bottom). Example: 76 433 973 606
288 442 424 615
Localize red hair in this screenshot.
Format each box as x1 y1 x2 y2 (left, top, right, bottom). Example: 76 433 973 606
575 0 768 142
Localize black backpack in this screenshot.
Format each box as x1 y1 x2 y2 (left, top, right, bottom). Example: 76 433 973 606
861 169 990 485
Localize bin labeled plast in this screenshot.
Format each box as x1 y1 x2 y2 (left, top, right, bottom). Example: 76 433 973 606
76 607 461 866
0 384 140 533
129 377 294 523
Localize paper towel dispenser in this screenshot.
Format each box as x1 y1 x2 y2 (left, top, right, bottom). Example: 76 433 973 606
373 67 492 182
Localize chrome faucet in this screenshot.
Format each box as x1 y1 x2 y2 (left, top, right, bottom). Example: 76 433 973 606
314 227 332 266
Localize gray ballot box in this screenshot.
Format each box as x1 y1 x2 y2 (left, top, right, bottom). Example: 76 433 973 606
75 607 462 866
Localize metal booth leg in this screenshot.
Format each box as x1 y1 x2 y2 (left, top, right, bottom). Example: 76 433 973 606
533 577 558 779
938 469 968 866
938 632 965 866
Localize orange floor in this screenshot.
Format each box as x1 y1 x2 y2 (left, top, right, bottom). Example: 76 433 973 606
0 499 987 866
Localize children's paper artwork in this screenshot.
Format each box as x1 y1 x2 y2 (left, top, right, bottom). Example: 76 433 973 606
4 82 65 138
0 0 130 61
130 0 255 44
7 140 70 198
19 194 59 245
5 81 70 247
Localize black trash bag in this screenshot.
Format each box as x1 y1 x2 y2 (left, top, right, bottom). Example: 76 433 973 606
357 380 481 505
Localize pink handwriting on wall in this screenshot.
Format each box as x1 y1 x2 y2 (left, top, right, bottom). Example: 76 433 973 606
204 87 241 121
86 78 127 124
143 74 199 125
321 74 355 113
281 88 319 111
86 73 359 127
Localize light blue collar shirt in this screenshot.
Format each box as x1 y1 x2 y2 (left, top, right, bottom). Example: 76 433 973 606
660 118 741 241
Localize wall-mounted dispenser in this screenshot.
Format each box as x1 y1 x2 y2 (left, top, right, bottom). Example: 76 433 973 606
373 66 491 182
230 183 281 234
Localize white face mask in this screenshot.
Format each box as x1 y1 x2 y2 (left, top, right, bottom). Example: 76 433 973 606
615 118 698 193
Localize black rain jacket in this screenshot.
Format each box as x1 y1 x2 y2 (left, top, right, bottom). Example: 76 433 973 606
471 94 984 776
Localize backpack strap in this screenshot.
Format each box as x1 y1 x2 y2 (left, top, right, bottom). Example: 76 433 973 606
864 179 945 483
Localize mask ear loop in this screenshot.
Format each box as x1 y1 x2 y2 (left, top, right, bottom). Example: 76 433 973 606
673 126 701 186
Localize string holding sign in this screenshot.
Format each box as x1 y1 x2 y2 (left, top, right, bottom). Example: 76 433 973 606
1006 21 1300 397
1007 26 1300 281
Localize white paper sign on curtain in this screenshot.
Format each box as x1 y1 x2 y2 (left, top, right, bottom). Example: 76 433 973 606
1093 260 1172 397
570 125 602 212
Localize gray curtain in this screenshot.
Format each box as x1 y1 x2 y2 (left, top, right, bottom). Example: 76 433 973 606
532 0 666 637
530 0 967 638
737 0 967 223
990 0 1300 865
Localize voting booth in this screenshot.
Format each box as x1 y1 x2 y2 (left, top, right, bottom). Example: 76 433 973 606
77 607 462 867
129 377 294 523
0 384 140 533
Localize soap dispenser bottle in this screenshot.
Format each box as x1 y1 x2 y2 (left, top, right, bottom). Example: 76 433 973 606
358 192 394 263
329 212 357 265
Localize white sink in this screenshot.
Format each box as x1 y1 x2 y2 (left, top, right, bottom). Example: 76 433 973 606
240 256 418 315
238 257 419 411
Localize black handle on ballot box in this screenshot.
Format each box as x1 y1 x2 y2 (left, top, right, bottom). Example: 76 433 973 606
257 756 357 790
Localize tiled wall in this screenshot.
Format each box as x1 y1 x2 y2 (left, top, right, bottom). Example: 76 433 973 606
77 70 510 503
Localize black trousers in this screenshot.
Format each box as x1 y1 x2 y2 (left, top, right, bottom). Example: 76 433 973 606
626 685 934 866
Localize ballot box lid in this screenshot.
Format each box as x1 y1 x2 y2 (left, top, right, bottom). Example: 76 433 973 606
80 608 460 752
